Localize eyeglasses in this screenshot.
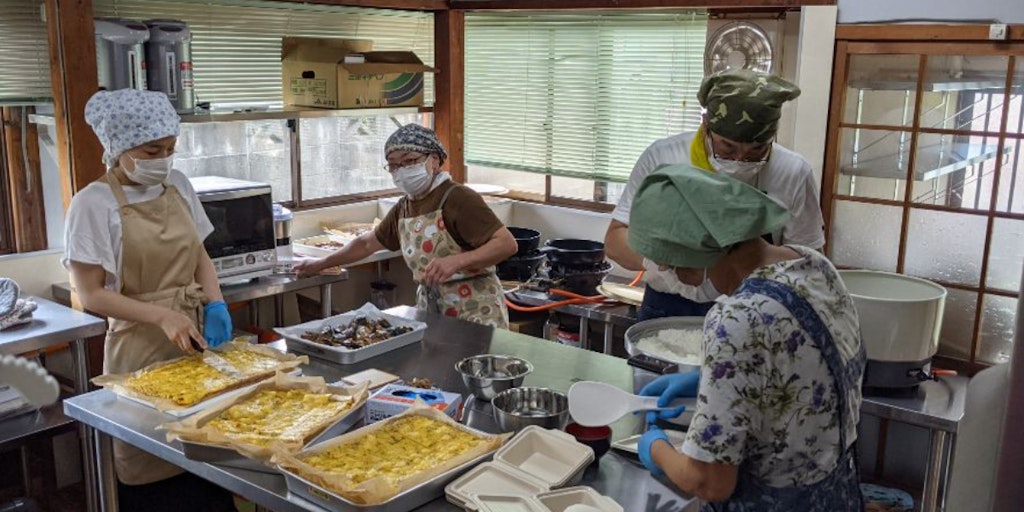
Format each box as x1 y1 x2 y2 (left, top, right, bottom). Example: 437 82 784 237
382 154 428 173
707 131 772 163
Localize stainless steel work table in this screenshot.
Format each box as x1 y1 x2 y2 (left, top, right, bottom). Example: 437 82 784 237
64 306 700 512
52 272 350 328
860 377 967 512
0 297 106 510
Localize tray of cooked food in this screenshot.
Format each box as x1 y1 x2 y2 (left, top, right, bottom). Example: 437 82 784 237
275 303 427 365
163 373 370 473
272 405 507 511
293 235 347 258
92 340 308 417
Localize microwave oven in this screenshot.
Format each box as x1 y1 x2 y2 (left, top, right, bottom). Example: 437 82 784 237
189 176 276 281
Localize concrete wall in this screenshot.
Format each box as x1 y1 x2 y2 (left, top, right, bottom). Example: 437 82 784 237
837 0 1024 24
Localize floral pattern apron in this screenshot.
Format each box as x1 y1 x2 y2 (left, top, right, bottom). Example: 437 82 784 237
703 278 866 512
102 172 207 486
398 187 509 329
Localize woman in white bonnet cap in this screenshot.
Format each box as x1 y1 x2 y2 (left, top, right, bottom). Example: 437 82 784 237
62 89 235 511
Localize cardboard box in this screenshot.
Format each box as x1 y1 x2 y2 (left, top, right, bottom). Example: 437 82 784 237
281 37 435 109
365 384 463 424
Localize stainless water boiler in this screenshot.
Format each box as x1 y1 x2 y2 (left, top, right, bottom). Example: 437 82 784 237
145 20 195 112
94 19 150 91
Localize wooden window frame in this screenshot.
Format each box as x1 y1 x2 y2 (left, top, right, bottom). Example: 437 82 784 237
823 27 1024 374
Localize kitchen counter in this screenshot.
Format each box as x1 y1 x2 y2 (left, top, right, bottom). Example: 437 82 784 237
52 272 350 328
64 306 699 512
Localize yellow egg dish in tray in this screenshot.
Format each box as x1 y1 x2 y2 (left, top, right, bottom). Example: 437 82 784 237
164 373 369 473
92 340 308 416
273 405 507 509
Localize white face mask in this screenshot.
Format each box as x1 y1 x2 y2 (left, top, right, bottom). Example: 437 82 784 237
705 135 767 185
392 162 434 197
710 157 765 185
668 267 722 303
125 154 173 186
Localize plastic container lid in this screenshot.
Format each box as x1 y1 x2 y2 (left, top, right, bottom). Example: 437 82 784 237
537 487 624 512
471 494 545 512
446 426 595 510
272 204 293 221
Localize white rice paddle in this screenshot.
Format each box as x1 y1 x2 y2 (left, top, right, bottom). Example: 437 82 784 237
568 381 691 427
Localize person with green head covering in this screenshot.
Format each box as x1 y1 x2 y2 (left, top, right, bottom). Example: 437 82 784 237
604 69 825 324
627 165 865 511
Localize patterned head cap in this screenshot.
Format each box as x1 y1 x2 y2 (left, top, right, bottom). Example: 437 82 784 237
85 89 180 167
384 123 448 165
698 69 800 143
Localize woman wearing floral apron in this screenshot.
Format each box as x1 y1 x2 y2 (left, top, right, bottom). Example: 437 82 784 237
628 165 866 510
64 90 235 512
296 124 517 329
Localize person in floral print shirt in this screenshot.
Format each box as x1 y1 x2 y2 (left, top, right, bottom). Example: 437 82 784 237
627 164 865 511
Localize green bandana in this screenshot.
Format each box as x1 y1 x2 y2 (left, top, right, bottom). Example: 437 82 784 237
698 69 800 143
627 164 790 268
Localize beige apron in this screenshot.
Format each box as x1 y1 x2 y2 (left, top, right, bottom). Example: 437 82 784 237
399 187 509 329
103 172 207 486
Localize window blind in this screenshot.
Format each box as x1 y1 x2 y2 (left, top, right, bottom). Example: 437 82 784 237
94 0 434 108
0 0 51 104
465 12 707 183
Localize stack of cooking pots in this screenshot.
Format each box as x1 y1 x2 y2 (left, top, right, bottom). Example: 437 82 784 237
540 239 610 296
497 227 546 282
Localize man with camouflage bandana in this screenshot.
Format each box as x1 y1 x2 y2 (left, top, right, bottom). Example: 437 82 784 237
605 69 825 321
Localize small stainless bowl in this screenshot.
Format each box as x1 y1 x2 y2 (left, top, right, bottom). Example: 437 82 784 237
492 387 570 433
456 355 533 401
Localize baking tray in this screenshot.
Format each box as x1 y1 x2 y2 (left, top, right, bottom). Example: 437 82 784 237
117 369 301 418
179 404 365 473
275 304 427 365
293 235 348 258
282 449 494 512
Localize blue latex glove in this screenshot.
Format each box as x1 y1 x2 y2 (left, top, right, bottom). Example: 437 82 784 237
638 372 699 420
203 301 232 348
638 425 670 477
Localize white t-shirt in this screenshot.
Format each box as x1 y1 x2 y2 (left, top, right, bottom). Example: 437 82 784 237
611 131 826 249
62 169 214 291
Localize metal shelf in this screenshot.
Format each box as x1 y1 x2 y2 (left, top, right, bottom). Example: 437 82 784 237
840 142 1010 181
28 105 434 127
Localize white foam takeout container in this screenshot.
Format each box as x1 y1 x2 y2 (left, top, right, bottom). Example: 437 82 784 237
469 487 624 512
446 426 601 511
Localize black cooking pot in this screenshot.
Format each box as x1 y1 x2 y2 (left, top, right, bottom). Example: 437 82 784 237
540 239 605 267
497 250 546 282
508 227 542 256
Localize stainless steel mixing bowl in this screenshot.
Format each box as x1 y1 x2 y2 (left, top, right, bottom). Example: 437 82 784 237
455 354 533 401
491 387 569 433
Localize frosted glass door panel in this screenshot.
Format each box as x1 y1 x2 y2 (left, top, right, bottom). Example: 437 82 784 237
979 294 1017 365
904 208 987 286
829 200 902 272
987 218 1024 293
936 287 978 360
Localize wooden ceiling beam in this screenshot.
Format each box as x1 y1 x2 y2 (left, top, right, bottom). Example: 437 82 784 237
275 0 448 10
450 0 833 10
